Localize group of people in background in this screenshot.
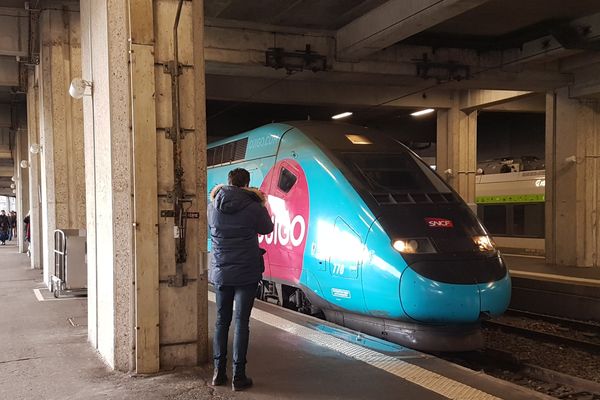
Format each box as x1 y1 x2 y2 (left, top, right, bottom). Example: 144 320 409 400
0 210 28 246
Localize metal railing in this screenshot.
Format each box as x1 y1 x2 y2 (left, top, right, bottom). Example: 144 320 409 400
52 230 67 298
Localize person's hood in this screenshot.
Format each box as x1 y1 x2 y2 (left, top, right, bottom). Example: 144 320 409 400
210 185 266 214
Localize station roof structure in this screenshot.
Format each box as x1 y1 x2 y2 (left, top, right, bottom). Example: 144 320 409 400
1 0 600 194
204 0 600 106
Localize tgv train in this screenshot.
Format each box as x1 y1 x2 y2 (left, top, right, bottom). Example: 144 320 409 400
476 170 545 256
207 121 511 352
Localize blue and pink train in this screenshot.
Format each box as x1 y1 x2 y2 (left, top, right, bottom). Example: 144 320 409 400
207 121 511 351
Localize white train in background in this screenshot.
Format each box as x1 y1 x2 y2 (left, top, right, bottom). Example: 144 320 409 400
475 169 545 256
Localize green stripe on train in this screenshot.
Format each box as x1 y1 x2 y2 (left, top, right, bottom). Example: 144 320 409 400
476 194 545 204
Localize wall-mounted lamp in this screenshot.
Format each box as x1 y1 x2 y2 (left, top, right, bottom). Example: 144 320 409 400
69 78 93 99
564 155 577 165
11 176 15 182
29 143 42 154
12 189 16 194
444 168 453 177
10 183 15 189
20 160 29 169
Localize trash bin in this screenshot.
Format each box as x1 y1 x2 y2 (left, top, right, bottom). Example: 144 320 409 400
52 229 87 297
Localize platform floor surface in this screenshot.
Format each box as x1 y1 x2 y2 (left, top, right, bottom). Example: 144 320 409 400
505 254 600 283
0 242 552 400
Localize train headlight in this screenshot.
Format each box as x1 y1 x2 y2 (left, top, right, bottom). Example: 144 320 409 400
473 235 495 252
392 238 436 254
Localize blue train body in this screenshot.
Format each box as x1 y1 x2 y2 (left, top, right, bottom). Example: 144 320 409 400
207 121 511 351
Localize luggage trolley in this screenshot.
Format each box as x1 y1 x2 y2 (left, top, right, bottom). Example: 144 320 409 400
51 229 87 298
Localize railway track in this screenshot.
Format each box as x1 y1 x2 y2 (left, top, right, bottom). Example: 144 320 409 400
440 348 600 400
483 309 600 354
504 309 600 330
438 309 600 399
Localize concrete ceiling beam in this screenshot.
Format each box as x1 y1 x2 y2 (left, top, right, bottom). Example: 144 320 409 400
0 146 12 159
0 8 28 57
562 55 600 99
205 17 335 36
204 23 571 92
500 35 579 66
560 52 600 72
0 165 15 176
0 107 11 127
499 12 600 67
481 95 546 113
206 74 456 109
568 80 600 99
204 18 581 71
207 57 570 96
459 90 535 113
0 56 19 87
336 0 492 60
205 0 235 19
449 68 571 91
205 60 421 86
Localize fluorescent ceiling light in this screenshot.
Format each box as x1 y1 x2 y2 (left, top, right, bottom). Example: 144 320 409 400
410 108 435 117
332 112 353 120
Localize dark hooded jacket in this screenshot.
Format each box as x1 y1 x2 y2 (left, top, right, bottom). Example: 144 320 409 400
208 185 274 286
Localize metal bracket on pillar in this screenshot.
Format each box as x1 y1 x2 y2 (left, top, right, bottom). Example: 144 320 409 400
156 127 195 140
160 201 199 288
163 60 182 77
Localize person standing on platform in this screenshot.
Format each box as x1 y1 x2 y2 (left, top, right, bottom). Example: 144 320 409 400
23 212 31 256
23 212 30 243
9 211 16 241
208 168 274 391
0 211 9 245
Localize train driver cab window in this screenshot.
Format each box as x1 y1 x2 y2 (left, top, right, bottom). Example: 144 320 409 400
278 168 297 193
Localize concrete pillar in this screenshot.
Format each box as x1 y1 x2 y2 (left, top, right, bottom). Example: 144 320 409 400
81 0 208 372
26 69 43 269
38 7 86 284
437 93 478 206
546 88 600 267
15 128 29 253
80 0 132 371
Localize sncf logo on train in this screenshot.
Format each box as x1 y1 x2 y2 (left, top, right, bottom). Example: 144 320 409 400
425 218 454 228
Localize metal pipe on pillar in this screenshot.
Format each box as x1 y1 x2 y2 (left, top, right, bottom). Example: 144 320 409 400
167 0 191 287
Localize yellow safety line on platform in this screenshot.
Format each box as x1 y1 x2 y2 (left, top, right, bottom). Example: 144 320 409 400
510 270 600 287
208 292 501 400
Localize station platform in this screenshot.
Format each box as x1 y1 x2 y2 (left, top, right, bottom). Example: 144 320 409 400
505 254 600 321
0 242 554 400
505 254 600 284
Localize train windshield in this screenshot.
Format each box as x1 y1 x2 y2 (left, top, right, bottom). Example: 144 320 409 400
340 152 451 194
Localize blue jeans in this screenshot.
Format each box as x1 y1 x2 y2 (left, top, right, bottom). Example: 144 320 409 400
213 283 257 374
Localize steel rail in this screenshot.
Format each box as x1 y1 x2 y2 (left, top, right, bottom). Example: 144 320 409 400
483 319 600 354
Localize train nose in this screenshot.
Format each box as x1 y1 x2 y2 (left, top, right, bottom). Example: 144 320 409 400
399 266 482 323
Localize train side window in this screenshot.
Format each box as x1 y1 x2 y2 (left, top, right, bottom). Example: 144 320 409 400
513 203 544 238
278 168 297 193
481 205 507 235
207 148 215 166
